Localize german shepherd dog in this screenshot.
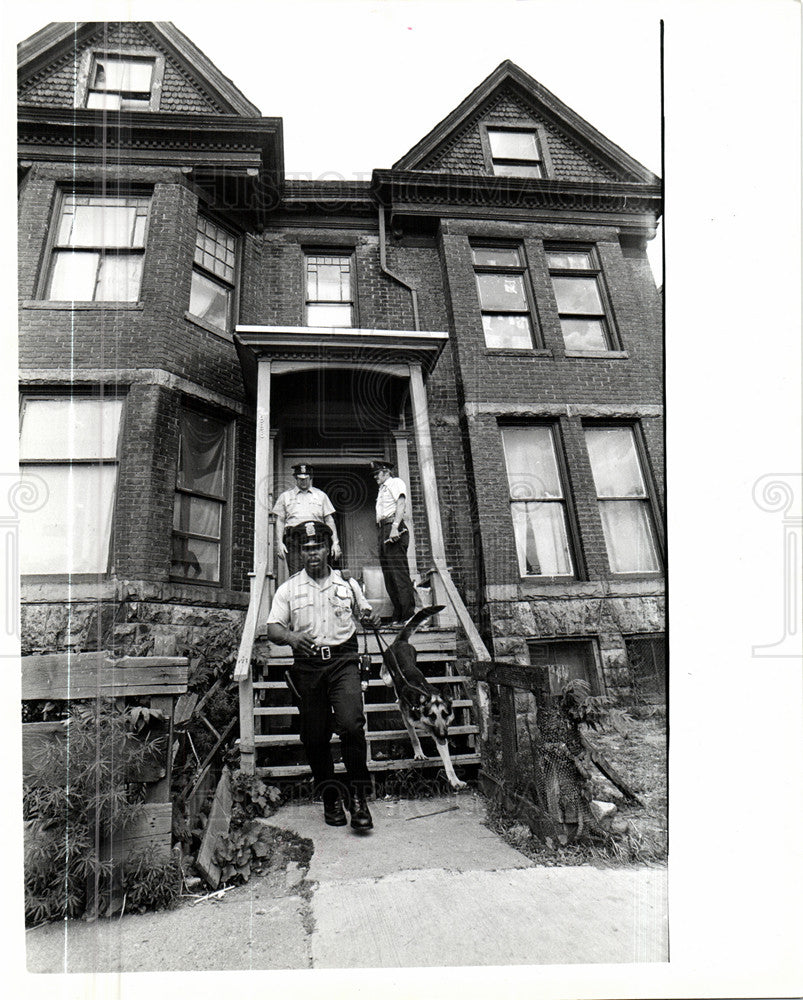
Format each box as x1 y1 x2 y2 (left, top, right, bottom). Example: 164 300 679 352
378 605 467 790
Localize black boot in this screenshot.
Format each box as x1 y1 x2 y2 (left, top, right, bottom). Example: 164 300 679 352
349 791 373 831
322 790 347 827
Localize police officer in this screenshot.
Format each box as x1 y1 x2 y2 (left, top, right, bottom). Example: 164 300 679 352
273 463 341 574
265 520 380 830
370 460 416 625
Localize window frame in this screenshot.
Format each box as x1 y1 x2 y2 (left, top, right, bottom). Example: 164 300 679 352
545 244 620 354
623 633 667 703
500 422 580 579
472 242 540 350
582 421 663 575
480 122 552 179
303 251 357 328
40 188 152 304
18 390 125 579
170 405 234 588
527 638 605 695
77 49 165 112
187 213 240 338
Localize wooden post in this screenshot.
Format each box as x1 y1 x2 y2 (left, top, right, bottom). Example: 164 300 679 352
239 358 272 774
408 363 456 627
392 428 418 581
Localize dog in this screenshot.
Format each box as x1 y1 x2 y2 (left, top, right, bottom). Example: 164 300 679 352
377 605 467 790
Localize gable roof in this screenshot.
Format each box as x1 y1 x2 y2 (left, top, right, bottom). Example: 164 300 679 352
18 21 261 117
393 59 658 185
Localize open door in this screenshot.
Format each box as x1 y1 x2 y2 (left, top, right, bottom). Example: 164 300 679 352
279 458 393 618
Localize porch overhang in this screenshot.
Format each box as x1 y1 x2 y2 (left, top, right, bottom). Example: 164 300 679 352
233 325 448 399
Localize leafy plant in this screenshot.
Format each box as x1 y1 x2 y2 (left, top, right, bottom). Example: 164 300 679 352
121 850 183 913
212 770 282 886
23 702 164 925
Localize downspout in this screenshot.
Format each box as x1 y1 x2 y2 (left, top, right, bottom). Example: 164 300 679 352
378 205 419 331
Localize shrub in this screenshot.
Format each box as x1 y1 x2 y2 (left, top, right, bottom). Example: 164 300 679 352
23 702 165 925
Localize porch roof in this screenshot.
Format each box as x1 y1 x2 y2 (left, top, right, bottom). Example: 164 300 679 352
233 325 449 399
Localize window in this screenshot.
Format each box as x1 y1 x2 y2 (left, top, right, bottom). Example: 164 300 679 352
18 396 124 574
473 246 535 349
624 635 666 703
171 410 230 584
45 193 149 302
546 248 614 352
487 128 544 178
584 425 661 573
86 54 156 110
305 254 353 327
528 640 600 694
501 426 574 576
189 217 237 332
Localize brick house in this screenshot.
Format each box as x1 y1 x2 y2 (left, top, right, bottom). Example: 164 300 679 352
18 22 664 776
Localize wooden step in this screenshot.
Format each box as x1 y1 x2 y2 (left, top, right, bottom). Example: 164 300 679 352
255 630 456 660
252 724 479 747
253 675 472 690
254 752 482 778
254 699 474 717
256 650 457 669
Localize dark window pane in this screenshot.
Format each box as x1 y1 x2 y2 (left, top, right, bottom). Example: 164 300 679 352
178 411 227 495
171 536 220 582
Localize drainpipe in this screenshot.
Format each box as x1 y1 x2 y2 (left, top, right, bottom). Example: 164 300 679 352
378 206 419 331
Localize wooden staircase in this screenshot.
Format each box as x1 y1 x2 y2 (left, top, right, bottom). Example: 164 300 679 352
247 625 481 781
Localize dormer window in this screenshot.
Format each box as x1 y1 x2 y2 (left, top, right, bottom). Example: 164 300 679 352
487 128 544 178
85 54 156 111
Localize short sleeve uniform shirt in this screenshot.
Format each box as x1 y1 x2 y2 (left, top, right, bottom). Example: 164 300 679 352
375 476 407 523
266 569 371 647
272 486 335 527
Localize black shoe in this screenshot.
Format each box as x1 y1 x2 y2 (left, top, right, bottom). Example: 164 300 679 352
349 795 373 831
323 798 347 826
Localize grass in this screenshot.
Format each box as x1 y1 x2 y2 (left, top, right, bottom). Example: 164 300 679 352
486 707 667 867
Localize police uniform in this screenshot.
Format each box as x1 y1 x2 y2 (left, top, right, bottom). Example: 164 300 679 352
272 465 336 574
372 461 416 622
266 523 374 816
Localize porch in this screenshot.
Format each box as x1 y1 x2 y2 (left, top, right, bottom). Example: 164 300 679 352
232 324 492 776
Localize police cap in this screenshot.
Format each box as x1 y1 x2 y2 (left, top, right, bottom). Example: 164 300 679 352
369 460 393 473
293 520 333 547
292 462 313 476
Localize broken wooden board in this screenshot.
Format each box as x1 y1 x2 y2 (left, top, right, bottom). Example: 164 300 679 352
196 767 232 889
118 802 173 863
22 652 189 700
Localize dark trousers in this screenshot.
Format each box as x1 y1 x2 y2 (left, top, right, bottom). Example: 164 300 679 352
289 638 371 800
283 528 302 576
378 521 416 621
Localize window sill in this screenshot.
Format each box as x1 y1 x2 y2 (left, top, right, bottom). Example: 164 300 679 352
484 348 553 358
184 311 234 343
564 349 628 359
21 300 144 311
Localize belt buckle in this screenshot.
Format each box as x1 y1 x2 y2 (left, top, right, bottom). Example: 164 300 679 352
320 646 331 661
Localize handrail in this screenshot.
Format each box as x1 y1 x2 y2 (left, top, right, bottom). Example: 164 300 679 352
431 558 492 741
233 563 269 682
431 558 491 661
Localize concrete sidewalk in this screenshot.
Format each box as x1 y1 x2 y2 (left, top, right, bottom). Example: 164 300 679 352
26 792 667 972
